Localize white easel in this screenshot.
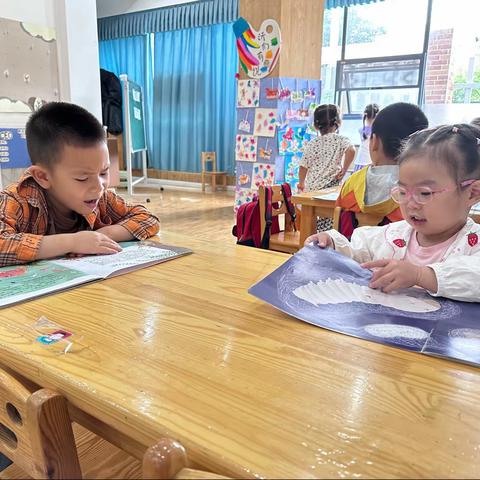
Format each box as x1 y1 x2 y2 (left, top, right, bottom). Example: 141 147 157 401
119 74 149 195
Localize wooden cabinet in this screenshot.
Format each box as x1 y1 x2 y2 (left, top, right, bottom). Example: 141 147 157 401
106 133 122 187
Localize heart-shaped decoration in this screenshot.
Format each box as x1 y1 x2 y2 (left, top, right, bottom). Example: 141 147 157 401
233 17 282 79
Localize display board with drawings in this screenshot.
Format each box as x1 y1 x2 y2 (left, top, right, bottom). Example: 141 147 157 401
234 77 321 212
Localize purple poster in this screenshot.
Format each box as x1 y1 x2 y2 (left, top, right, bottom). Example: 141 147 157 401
249 246 480 367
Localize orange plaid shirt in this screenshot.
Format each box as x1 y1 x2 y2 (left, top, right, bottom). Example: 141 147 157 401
0 169 160 266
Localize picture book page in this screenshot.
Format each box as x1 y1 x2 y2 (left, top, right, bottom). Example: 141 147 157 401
51 242 180 278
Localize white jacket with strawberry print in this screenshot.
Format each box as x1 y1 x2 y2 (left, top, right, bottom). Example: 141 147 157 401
326 217 480 302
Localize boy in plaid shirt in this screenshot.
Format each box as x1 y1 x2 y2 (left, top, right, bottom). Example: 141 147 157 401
0 102 159 266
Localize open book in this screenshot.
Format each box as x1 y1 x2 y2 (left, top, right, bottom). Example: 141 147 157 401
0 240 192 308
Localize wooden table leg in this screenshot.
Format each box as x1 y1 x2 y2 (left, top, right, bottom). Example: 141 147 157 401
299 205 316 246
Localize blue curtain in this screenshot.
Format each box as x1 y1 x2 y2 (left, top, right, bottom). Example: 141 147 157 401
152 23 237 173
326 0 383 8
99 35 154 158
98 0 238 40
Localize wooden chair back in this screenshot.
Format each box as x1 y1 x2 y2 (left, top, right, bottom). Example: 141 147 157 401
201 152 217 173
0 367 81 479
333 206 383 231
143 438 229 479
258 185 296 238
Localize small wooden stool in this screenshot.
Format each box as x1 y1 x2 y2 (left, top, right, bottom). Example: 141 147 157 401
201 152 227 192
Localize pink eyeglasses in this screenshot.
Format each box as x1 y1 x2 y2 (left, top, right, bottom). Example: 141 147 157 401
391 179 476 205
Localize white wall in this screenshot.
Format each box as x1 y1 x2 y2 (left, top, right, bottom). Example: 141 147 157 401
0 0 55 26
1 0 102 121
55 0 102 120
96 0 197 18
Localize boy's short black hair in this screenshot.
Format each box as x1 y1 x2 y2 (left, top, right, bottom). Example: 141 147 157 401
371 102 429 160
26 102 106 167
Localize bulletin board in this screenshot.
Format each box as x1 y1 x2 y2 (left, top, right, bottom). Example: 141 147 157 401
125 79 146 153
119 75 149 195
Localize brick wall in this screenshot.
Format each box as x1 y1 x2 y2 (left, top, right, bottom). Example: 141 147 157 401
424 29 454 104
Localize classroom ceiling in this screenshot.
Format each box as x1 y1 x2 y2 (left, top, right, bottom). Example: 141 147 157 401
96 0 198 18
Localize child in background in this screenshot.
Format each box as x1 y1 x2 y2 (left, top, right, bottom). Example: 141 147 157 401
336 103 429 236
352 103 379 172
298 104 355 193
0 102 160 267
298 104 355 231
306 124 480 303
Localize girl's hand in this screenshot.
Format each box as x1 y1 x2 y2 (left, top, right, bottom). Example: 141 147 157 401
361 259 422 293
335 166 347 179
297 182 305 192
362 259 439 294
305 232 333 248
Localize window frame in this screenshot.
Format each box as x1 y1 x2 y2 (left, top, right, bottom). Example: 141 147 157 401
331 0 434 116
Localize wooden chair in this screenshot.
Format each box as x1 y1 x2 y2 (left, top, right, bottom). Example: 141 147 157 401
143 438 229 479
332 206 385 231
258 185 300 254
201 152 227 192
0 365 142 479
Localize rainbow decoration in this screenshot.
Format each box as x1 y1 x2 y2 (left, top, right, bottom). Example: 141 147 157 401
233 17 282 79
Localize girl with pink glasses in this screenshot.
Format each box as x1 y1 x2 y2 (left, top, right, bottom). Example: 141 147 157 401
306 123 480 302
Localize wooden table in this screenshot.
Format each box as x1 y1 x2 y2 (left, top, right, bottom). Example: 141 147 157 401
1 232 480 478
292 188 339 245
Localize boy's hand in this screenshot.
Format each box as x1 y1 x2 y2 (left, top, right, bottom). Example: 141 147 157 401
70 231 122 255
304 232 334 248
95 225 135 242
297 182 305 192
361 259 426 293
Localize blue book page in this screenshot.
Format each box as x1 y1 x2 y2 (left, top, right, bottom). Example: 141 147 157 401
422 315 480 366
249 246 480 366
